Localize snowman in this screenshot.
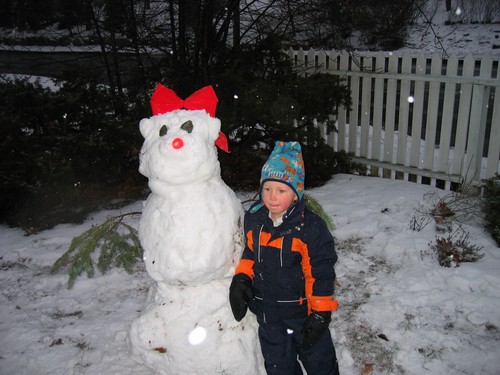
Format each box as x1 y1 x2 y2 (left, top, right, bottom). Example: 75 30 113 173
129 84 263 374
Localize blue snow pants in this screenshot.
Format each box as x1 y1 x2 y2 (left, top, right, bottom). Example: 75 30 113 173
257 317 339 375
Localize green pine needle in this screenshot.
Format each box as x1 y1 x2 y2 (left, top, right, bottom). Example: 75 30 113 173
304 193 334 230
51 212 142 288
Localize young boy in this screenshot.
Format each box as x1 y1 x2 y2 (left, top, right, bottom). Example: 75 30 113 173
230 141 339 375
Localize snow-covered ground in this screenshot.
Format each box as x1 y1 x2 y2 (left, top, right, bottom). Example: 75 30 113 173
401 21 500 58
391 0 500 57
1 174 499 375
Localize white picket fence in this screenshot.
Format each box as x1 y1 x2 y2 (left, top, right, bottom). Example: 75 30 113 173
287 48 500 189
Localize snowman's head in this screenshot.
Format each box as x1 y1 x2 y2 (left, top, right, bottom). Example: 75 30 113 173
138 85 229 190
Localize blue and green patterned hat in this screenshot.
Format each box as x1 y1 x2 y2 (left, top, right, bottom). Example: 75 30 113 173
251 141 305 213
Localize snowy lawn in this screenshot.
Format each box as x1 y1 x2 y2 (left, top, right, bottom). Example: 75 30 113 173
1 174 499 375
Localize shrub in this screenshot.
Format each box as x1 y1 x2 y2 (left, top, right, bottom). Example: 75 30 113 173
429 230 484 267
209 40 355 190
483 173 500 246
353 0 426 50
0 76 148 232
413 188 482 234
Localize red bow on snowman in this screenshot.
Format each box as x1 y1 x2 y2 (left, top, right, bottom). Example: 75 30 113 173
150 84 230 153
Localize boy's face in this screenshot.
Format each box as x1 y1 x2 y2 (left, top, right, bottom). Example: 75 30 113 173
262 180 297 221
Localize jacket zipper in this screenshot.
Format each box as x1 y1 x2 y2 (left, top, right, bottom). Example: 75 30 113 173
280 239 283 267
257 225 263 263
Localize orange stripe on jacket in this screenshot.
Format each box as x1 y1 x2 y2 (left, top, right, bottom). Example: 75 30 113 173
235 230 256 279
235 259 254 280
309 296 338 311
291 238 338 313
246 230 254 251
259 231 284 249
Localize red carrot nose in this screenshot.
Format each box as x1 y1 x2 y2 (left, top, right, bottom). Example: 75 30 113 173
172 138 184 149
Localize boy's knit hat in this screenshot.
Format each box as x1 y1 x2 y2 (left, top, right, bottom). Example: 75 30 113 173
251 141 305 213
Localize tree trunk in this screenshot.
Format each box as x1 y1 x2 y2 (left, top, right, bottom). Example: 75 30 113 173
105 0 124 98
86 0 116 92
233 0 240 48
125 0 147 90
177 0 188 65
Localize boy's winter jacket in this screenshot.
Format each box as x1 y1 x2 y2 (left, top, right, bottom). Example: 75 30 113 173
235 199 338 324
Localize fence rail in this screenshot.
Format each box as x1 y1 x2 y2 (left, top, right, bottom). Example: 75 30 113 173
287 48 500 190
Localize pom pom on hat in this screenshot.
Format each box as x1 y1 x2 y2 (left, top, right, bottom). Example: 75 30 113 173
250 141 305 213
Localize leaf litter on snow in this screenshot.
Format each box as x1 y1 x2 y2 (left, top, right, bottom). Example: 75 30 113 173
333 235 405 375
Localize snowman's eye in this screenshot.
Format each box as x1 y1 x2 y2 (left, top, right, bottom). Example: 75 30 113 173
159 125 168 137
180 120 193 133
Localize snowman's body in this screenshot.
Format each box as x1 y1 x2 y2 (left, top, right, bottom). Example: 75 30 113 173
140 181 242 284
129 86 262 374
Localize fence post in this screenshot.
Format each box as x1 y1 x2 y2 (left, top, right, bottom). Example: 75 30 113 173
326 50 338 148
485 62 500 179
409 54 426 176
396 54 412 176
307 48 316 76
423 54 442 176
438 54 459 189
383 54 398 178
337 51 350 152
348 54 360 154
451 54 475 178
360 54 372 159
465 55 492 184
371 53 386 177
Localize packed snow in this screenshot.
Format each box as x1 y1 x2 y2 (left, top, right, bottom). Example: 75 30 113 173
1 173 499 375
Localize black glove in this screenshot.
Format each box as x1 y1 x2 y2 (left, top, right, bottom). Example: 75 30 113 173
229 273 254 321
301 310 332 350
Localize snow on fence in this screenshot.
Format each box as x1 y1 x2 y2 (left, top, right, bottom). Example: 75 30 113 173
287 48 500 190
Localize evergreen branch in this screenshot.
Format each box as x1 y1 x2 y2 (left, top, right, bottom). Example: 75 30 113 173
51 212 142 288
304 194 334 231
